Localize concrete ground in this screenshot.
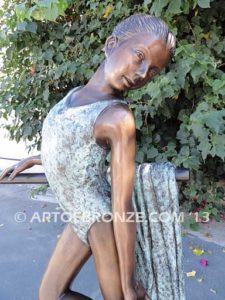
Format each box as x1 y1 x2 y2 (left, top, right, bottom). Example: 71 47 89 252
0 183 225 300
0 184 102 300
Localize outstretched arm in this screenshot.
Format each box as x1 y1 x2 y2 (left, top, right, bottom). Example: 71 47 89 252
0 155 42 181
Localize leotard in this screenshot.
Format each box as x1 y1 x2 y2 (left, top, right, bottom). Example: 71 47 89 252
41 87 128 246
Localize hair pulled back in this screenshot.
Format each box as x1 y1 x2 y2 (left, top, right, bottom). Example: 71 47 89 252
112 14 176 58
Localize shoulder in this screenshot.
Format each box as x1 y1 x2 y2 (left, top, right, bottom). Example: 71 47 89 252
96 102 135 130
94 102 136 141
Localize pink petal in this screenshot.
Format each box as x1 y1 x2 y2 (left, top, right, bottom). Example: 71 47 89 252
200 258 208 267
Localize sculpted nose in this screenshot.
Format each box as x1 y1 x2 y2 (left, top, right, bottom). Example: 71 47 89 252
136 63 149 80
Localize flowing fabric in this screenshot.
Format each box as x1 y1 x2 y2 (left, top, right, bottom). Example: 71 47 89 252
131 162 186 300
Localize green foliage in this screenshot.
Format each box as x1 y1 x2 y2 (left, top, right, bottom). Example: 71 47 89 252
0 0 225 219
15 0 69 22
31 184 49 198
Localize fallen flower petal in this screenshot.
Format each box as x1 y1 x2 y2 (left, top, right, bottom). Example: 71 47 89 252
197 277 204 283
186 270 196 277
210 288 217 294
200 259 208 267
193 247 204 256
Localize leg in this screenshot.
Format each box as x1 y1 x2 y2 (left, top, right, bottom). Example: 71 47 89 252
88 219 149 300
87 218 124 300
38 223 92 300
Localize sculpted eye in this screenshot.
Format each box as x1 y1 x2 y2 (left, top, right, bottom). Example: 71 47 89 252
135 50 144 61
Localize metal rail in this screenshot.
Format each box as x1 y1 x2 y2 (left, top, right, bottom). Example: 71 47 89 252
0 157 21 161
0 168 190 184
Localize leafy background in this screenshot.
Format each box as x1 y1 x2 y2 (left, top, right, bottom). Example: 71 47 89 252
0 0 225 226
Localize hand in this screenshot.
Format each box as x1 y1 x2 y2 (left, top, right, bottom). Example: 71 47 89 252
0 156 37 181
135 281 151 300
124 282 150 300
123 287 137 300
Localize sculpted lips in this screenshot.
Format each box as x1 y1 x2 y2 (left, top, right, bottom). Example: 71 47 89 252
123 75 133 87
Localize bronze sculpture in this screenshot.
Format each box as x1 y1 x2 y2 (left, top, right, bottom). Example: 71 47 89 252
0 15 185 300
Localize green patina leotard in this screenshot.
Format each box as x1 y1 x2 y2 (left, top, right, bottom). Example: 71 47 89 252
41 87 128 245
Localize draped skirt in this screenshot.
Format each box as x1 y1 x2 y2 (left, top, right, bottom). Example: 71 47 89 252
130 162 186 300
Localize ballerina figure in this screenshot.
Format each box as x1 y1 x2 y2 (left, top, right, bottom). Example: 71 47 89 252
0 14 182 300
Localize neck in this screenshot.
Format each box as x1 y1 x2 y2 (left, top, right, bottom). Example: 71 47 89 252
84 61 121 98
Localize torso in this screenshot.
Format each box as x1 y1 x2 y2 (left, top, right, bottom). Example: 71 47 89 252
65 86 131 149
40 87 130 245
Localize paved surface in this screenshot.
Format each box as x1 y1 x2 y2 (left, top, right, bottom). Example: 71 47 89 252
0 184 102 300
0 184 225 300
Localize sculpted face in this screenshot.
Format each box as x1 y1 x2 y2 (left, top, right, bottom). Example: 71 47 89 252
104 32 171 92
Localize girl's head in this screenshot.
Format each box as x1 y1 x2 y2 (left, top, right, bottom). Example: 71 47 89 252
103 14 176 91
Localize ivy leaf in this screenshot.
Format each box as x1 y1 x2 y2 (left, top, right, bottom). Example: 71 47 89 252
206 113 225 134
43 49 54 61
191 65 204 83
32 8 45 20
213 135 225 160
17 21 27 31
197 0 210 8
212 79 225 96
37 0 52 8
15 3 29 21
144 0 152 5
167 0 181 14
147 147 158 159
43 5 59 21
211 207 218 216
26 22 37 33
198 140 211 160
150 0 169 16
43 88 49 101
136 150 144 163
135 116 143 130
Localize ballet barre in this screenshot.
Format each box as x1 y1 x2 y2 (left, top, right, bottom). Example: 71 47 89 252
0 168 189 184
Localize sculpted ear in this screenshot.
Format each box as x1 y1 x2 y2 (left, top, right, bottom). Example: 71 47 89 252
102 35 119 57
